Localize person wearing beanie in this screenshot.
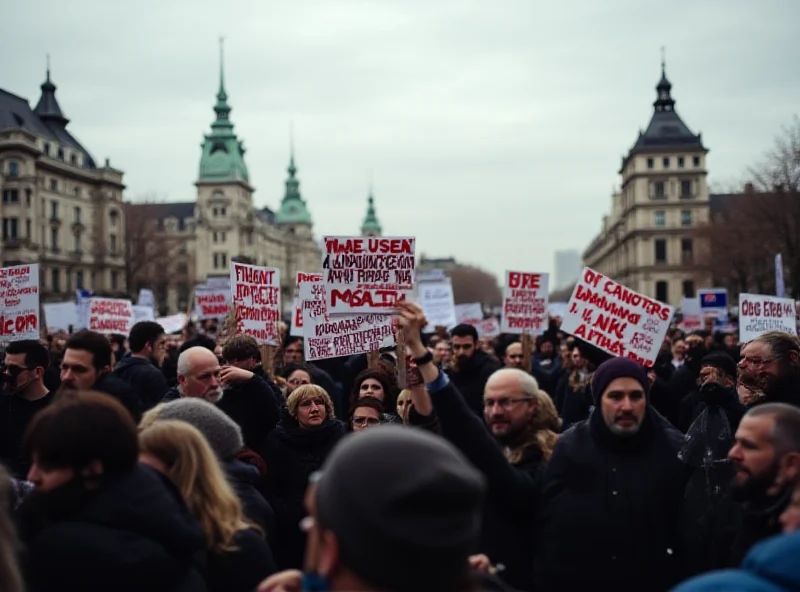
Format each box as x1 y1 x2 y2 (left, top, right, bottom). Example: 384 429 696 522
535 356 689 592
258 425 488 592
142 399 277 543
675 350 746 578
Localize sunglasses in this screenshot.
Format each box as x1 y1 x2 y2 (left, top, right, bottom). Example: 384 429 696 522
1 365 35 378
352 416 381 427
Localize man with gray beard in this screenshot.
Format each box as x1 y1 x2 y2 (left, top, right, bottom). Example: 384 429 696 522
535 357 688 592
160 346 224 404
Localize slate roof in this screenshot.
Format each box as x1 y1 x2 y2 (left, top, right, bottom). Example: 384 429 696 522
256 206 276 225
139 202 196 231
625 67 705 160
0 75 98 169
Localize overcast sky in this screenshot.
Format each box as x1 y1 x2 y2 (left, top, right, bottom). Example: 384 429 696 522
3 0 798 282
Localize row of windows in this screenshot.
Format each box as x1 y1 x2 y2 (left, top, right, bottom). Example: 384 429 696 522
655 280 695 303
654 238 693 264
646 155 701 170
213 252 228 269
650 179 695 199
212 231 226 243
1 216 117 253
1 191 118 225
654 210 693 227
44 268 119 293
4 162 118 200
212 207 227 217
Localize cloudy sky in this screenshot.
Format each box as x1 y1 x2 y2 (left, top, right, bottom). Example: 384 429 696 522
3 0 798 285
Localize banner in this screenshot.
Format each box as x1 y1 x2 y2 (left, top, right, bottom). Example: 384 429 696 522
501 271 549 335
88 298 134 335
0 263 40 341
561 267 674 366
321 236 415 314
230 262 281 345
739 293 797 343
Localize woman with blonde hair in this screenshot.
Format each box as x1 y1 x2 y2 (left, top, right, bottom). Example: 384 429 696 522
139 420 276 592
258 384 345 570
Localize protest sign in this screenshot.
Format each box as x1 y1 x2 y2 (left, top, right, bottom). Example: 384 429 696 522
455 303 483 325
156 313 187 334
88 298 134 335
0 263 40 341
419 280 456 331
477 317 501 339
501 271 549 334
561 267 674 366
195 289 230 320
291 272 324 337
739 293 797 343
679 297 703 332
43 302 78 333
321 236 415 314
300 282 395 361
230 262 281 345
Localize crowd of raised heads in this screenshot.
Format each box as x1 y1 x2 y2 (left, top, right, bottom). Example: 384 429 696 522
1 305 800 591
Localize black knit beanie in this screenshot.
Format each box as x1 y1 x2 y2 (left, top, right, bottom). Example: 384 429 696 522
314 426 486 592
591 357 649 405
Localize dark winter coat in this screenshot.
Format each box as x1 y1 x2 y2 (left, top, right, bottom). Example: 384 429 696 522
114 355 170 411
222 458 277 549
17 465 207 592
0 391 54 478
259 409 346 569
446 350 501 416
429 379 545 592
205 527 276 592
730 487 792 566
217 374 281 450
534 407 689 592
94 372 143 423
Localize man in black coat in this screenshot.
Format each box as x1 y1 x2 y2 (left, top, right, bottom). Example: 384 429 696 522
534 357 689 592
114 321 170 411
447 323 501 416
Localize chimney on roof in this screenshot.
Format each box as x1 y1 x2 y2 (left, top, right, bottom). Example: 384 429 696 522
744 182 755 194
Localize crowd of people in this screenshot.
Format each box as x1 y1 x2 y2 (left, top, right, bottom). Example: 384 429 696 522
1 302 800 591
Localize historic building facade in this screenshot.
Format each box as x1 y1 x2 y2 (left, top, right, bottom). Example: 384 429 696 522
131 50 321 315
360 188 382 237
0 69 127 302
582 61 711 305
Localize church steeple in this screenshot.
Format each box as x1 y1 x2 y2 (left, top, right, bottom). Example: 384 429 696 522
276 138 312 227
360 181 382 237
198 38 249 184
34 55 69 127
653 47 675 113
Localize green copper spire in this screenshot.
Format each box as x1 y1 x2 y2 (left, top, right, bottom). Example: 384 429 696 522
360 184 382 236
276 136 312 226
198 37 250 184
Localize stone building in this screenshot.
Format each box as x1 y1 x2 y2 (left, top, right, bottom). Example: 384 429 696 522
582 60 711 305
0 68 127 301
130 49 321 315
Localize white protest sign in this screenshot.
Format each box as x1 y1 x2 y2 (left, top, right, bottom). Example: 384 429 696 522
88 298 134 335
156 313 187 334
501 270 549 335
419 280 456 332
561 267 674 366
291 272 324 337
739 294 797 343
455 303 483 325
195 289 231 320
43 301 78 333
301 282 395 361
679 297 703 332
321 236 415 314
477 317 501 339
0 263 40 341
137 288 155 309
230 262 281 345
133 305 156 324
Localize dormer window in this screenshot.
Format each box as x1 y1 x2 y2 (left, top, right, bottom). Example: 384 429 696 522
43 143 51 156
57 148 64 160
70 154 78 166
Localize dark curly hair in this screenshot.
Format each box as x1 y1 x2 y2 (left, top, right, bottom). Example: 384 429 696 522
350 368 399 417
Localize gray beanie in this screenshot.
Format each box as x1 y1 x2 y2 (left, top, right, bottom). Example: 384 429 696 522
315 426 486 592
155 398 243 459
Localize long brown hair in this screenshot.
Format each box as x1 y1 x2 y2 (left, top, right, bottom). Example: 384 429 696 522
139 420 257 552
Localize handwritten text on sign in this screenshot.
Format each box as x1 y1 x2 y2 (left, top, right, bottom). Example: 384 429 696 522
322 236 415 314
230 262 281 345
0 264 40 341
195 289 231 320
89 298 134 335
291 272 325 337
739 293 797 343
561 268 674 366
300 282 395 361
501 271 549 334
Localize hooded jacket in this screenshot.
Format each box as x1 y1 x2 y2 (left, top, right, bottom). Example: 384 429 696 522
18 465 207 592
446 349 501 417
94 372 143 423
114 355 170 411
